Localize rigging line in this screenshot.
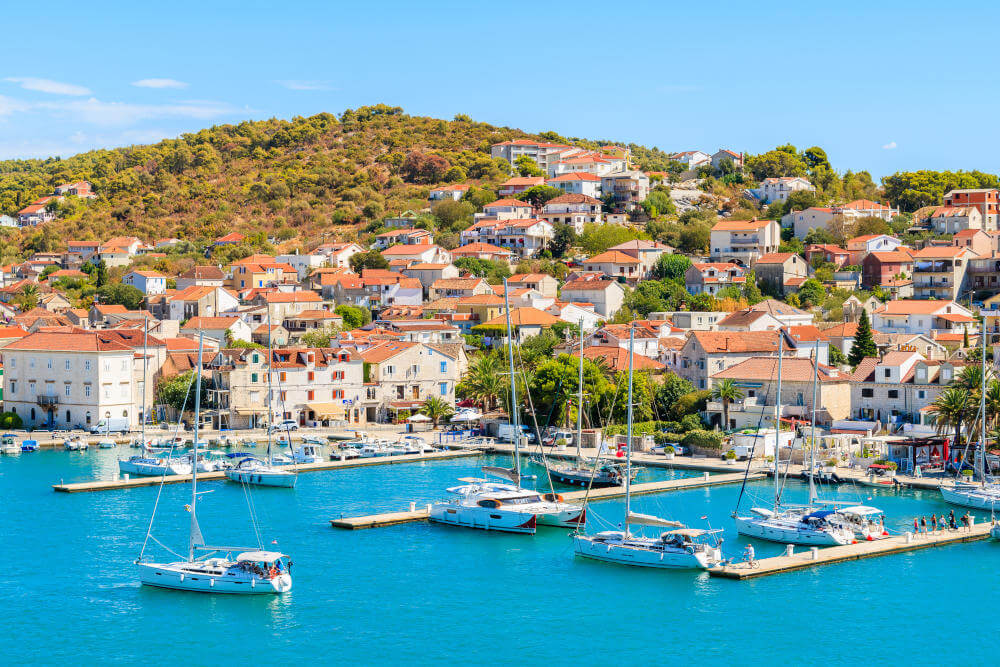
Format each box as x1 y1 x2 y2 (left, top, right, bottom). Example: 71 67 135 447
733 344 779 515
138 367 198 561
512 341 557 495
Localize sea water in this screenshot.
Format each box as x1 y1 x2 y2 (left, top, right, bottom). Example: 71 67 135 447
2 448 995 665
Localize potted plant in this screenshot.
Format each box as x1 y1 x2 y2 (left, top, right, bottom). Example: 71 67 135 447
724 449 737 465
555 437 568 451
825 457 838 473
664 445 676 461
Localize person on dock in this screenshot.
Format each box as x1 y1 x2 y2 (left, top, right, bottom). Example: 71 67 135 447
961 512 971 532
919 516 927 534
930 514 937 532
743 544 755 568
913 517 919 534
939 514 946 532
949 511 957 530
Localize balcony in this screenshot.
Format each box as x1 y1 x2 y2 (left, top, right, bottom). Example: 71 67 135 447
914 261 954 273
37 395 59 407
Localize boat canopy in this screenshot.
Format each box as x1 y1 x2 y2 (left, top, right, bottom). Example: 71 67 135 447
837 505 883 517
662 528 710 538
803 510 836 520
627 511 684 528
236 551 287 563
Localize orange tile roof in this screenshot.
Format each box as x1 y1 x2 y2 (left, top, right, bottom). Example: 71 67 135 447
689 331 781 354
586 250 640 264
482 307 560 327
711 219 774 231
573 346 664 372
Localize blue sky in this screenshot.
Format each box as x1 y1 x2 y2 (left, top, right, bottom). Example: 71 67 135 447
2 0 998 178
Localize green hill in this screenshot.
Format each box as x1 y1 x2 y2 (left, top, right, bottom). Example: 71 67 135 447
0 104 679 252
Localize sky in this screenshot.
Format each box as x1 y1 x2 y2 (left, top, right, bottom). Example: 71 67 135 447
2 0 999 179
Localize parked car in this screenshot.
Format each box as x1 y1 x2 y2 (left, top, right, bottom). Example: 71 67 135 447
268 420 299 434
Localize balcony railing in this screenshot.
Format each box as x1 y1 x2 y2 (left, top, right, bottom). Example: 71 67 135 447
37 395 58 406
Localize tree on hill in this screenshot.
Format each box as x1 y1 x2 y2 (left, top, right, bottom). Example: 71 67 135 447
401 151 451 184
547 223 576 258
578 223 645 255
349 249 389 273
651 254 691 282
514 155 542 177
517 185 561 207
453 257 510 283
334 304 371 330
746 148 808 180
97 283 144 310
848 310 878 367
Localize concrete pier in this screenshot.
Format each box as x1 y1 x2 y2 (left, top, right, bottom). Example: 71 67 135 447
710 521 993 579
52 449 481 493
329 471 763 529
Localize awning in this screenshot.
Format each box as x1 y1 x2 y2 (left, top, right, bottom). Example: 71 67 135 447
232 407 260 415
390 401 424 410
307 402 344 418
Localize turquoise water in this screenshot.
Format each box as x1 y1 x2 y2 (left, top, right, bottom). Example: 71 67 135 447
3 449 997 665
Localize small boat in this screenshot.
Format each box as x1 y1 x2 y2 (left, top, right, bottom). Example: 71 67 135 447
327 432 356 442
397 435 437 454
834 505 889 541
330 446 361 460
856 464 897 488
1 434 20 455
301 435 325 446
63 436 89 451
98 439 117 449
20 440 39 452
358 441 398 458
225 456 296 488
216 434 239 449
119 455 192 477
428 478 540 534
290 443 321 463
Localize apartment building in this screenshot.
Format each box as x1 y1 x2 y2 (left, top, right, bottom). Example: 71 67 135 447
910 246 974 300
357 341 461 422
872 300 976 336
942 188 1000 231
677 330 781 390
709 219 780 265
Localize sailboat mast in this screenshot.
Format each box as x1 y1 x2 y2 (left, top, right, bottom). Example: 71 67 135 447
503 279 520 483
623 325 635 537
189 332 204 562
141 316 148 447
808 346 819 504
266 305 273 465
576 318 584 463
980 324 987 483
774 332 783 509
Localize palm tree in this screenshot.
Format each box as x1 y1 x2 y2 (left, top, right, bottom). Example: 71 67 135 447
419 396 454 429
459 353 504 411
929 387 973 451
711 378 744 431
14 284 38 312
986 379 1000 435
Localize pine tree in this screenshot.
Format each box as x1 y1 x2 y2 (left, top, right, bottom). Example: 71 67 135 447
848 309 878 367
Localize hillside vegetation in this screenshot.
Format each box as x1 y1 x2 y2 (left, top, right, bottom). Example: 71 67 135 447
0 105 680 252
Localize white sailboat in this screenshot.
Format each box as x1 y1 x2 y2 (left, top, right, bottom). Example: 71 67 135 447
138 333 293 594
734 337 854 546
941 326 1000 510
225 305 296 488
573 325 724 569
430 279 585 532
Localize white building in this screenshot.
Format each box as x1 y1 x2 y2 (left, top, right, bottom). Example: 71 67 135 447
759 177 815 203
2 331 137 430
123 270 167 295
545 172 602 198
709 219 781 265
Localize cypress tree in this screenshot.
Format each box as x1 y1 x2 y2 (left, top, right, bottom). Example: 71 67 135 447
848 309 878 367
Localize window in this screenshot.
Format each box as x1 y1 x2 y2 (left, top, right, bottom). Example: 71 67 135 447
440 361 447 373
47 359 52 369
9 381 15 394
252 354 259 364
104 361 110 371
440 382 448 396
64 383 71 397
104 386 111 399
251 373 258 383
65 360 71 371
918 390 926 399
385 365 394 375
888 390 899 399
280 391 287 401
29 358 34 369
308 371 315 381
307 390 315 400
861 388 873 398
8 358 13 368
29 381 35 395
84 385 91 398
883 369 891 378
279 372 287 382
85 360 91 371
121 360 128 371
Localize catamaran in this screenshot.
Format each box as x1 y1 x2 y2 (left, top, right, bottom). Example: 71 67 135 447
225 306 296 489
573 325 724 569
941 327 1000 510
430 279 585 532
733 338 855 546
138 333 293 594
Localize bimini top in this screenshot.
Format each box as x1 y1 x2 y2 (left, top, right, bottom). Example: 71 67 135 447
803 510 836 520
236 551 287 563
837 506 883 517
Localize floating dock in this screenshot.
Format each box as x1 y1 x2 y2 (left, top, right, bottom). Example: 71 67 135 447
329 471 764 529
710 521 993 579
52 449 481 493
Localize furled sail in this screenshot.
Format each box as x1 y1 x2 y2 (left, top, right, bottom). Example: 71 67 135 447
627 512 684 528
482 466 519 483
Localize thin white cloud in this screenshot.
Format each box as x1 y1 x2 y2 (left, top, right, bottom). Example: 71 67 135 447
36 97 239 126
0 95 30 117
4 77 90 96
277 80 333 91
132 78 188 89
882 141 897 150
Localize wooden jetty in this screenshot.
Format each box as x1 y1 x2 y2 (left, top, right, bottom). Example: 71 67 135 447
710 521 993 580
329 470 764 529
52 449 481 493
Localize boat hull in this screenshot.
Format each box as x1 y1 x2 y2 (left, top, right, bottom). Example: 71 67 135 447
428 504 537 534
940 485 1000 510
535 505 587 528
735 516 852 546
225 469 296 488
138 563 292 594
573 535 716 569
119 460 191 476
